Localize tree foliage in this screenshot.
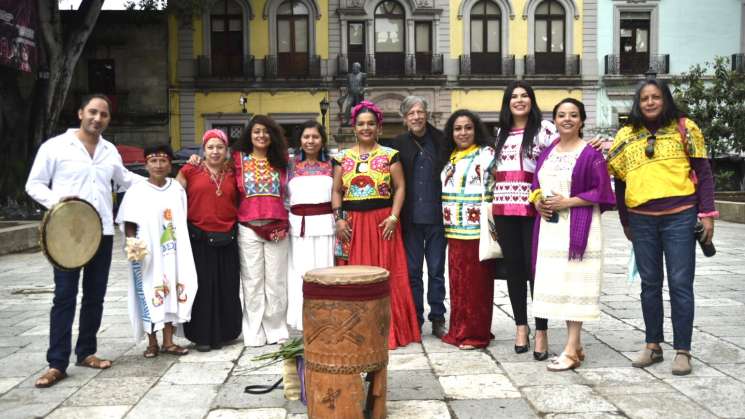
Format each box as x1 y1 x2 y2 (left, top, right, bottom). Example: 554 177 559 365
672 56 745 159
123 0 167 10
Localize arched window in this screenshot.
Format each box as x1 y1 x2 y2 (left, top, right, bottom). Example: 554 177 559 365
534 0 565 73
374 1 405 75
470 0 501 74
277 0 309 76
211 0 244 76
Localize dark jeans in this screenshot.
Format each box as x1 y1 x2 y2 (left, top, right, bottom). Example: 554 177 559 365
629 206 697 351
47 235 113 372
493 215 548 331
402 222 447 327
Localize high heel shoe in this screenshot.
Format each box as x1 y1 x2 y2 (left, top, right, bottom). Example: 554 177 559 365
514 326 530 354
533 350 549 361
533 330 549 361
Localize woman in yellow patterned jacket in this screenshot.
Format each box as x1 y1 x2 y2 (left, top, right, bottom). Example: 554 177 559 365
607 79 717 376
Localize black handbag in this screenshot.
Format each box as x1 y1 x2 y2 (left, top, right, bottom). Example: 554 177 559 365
188 223 236 247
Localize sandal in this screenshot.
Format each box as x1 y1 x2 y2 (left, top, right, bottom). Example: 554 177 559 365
76 355 112 370
546 351 581 372
161 344 189 355
35 368 67 388
144 344 159 358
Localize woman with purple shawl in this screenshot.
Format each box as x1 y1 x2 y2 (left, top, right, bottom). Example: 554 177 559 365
529 98 615 372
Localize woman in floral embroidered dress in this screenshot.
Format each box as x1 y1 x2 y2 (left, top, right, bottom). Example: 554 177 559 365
233 115 291 346
286 120 335 331
332 100 421 349
440 109 497 349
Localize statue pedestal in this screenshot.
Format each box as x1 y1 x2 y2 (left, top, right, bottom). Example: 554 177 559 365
330 126 356 150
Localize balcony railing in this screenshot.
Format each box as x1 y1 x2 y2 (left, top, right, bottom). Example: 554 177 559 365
263 55 321 79
459 54 515 76
524 54 580 76
195 55 255 78
732 53 745 73
338 53 442 76
604 54 670 75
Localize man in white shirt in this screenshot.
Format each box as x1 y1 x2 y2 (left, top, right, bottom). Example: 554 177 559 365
26 94 143 388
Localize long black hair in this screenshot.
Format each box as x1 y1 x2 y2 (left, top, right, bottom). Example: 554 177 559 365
233 114 288 169
628 78 684 129
295 120 329 162
444 109 493 156
552 98 587 138
495 80 543 159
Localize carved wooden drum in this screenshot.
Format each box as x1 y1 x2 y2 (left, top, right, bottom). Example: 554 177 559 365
303 265 390 419
40 198 102 271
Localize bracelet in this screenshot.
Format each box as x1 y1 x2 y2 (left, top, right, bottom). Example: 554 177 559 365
698 211 719 219
387 214 399 223
333 208 343 222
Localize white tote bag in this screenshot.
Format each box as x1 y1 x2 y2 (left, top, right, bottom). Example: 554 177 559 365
479 201 502 261
479 152 502 261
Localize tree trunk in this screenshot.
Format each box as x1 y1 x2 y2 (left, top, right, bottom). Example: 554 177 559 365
0 67 31 203
33 0 104 146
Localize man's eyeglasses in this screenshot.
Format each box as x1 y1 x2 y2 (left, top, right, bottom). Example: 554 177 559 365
645 135 656 158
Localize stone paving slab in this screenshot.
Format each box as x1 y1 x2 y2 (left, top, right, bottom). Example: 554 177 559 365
1 213 745 418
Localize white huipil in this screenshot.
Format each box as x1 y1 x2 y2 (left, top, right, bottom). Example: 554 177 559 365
116 178 198 342
286 159 335 330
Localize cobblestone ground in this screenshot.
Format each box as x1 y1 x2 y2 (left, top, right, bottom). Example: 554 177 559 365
1 212 745 418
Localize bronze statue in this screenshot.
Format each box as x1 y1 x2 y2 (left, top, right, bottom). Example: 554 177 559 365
339 62 366 126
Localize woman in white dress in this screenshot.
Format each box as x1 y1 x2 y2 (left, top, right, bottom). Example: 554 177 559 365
286 121 335 330
530 98 615 371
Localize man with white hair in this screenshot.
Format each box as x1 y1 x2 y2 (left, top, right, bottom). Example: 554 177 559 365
383 96 449 337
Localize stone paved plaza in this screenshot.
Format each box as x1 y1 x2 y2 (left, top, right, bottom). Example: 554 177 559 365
1 212 745 418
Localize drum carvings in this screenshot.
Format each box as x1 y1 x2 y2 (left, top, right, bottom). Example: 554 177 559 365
303 265 390 419
40 198 102 271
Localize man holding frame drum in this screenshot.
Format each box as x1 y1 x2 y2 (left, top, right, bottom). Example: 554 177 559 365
26 94 144 388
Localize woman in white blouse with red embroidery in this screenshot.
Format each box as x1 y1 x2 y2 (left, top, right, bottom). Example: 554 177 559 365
492 81 557 361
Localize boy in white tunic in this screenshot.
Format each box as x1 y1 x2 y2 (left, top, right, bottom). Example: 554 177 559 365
116 144 198 357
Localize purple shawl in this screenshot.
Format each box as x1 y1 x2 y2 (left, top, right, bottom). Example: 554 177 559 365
530 141 615 274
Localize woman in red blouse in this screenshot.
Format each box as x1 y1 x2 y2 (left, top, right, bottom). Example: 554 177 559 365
177 129 241 352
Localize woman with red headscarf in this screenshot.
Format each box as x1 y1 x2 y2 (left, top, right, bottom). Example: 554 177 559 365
177 129 241 352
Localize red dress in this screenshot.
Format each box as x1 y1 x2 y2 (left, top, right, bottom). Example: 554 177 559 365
334 146 421 349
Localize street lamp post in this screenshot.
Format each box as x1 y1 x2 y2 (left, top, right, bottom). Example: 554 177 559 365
319 97 329 128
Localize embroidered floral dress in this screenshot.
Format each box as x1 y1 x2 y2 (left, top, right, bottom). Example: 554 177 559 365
333 145 421 349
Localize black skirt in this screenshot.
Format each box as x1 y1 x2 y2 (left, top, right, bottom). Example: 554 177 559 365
184 230 242 346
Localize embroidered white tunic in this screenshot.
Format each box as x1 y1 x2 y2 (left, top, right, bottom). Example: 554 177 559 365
441 146 496 240
286 159 335 330
116 179 198 342
532 144 603 322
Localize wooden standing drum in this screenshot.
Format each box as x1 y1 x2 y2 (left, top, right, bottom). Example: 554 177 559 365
303 265 390 419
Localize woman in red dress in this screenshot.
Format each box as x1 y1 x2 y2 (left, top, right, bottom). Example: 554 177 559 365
332 100 421 349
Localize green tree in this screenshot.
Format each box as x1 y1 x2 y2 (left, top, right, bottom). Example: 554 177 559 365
123 0 167 10
672 56 745 160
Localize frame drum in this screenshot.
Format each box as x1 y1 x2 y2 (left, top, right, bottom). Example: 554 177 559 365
40 198 102 271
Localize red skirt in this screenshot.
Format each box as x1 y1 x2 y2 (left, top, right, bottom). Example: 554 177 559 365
442 239 495 348
337 207 422 349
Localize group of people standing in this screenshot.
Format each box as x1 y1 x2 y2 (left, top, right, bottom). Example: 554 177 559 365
26 75 716 388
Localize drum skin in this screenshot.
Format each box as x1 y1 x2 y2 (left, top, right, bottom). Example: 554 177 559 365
303 265 390 419
40 198 102 271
